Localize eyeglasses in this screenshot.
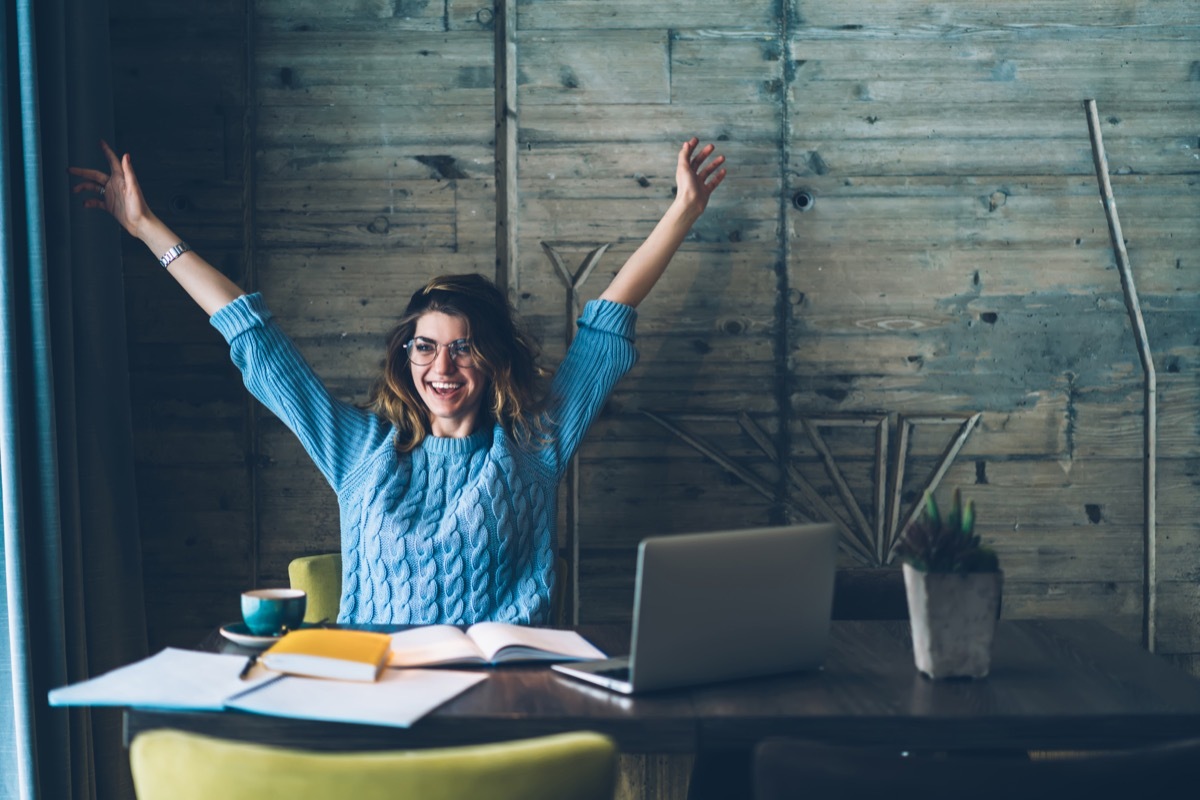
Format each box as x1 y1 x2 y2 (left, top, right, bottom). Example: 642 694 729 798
404 337 476 367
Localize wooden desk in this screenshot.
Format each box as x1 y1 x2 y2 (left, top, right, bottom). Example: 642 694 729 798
123 620 1200 754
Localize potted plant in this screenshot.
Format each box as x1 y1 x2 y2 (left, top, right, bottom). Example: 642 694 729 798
895 489 1002 679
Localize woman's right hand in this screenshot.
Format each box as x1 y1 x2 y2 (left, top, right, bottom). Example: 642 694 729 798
68 139 155 239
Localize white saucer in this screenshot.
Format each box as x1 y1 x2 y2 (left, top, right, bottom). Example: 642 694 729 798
220 622 285 649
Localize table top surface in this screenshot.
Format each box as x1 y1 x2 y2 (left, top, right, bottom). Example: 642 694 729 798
124 619 1200 753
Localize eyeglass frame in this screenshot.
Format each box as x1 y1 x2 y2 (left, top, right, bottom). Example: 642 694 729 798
403 336 477 367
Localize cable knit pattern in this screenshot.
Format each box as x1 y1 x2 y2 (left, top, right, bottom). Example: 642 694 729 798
211 292 637 625
413 453 444 624
463 491 491 621
502 469 534 621
528 481 552 622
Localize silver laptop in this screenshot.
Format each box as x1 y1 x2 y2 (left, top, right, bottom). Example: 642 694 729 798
552 522 837 694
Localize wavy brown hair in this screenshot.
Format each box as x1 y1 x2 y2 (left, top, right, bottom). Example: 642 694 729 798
368 274 548 453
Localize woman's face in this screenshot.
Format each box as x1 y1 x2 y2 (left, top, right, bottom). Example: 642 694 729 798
409 311 488 438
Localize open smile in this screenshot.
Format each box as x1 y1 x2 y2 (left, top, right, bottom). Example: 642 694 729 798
427 380 465 398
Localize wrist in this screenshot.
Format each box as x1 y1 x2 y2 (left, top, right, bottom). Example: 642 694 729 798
135 215 182 255
131 212 163 242
666 197 704 229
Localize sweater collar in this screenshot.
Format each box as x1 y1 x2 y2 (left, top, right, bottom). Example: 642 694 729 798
419 424 493 456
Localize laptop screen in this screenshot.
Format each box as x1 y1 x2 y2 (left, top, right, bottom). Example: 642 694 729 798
624 522 838 692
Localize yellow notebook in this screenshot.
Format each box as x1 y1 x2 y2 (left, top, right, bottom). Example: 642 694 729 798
260 629 392 682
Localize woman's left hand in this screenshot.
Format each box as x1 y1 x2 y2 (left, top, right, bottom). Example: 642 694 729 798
673 137 727 220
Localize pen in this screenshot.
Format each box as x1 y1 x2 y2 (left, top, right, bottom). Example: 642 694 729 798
239 654 258 680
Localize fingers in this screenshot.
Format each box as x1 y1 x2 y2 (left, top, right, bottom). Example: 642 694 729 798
705 167 727 191
122 152 138 185
680 137 723 175
678 136 727 199
677 139 695 170
68 141 119 201
67 171 107 209
690 143 716 169
698 154 725 180
68 165 103 179
100 139 121 171
68 167 108 205
70 180 105 196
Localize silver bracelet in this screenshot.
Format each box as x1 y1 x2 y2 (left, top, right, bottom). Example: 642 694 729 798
158 242 192 268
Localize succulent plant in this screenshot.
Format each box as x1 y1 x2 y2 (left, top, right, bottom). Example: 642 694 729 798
895 489 999 573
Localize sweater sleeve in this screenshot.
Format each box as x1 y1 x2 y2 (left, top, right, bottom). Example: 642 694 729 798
210 293 388 492
537 299 638 479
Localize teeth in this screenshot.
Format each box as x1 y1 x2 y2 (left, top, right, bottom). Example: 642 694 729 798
430 382 462 390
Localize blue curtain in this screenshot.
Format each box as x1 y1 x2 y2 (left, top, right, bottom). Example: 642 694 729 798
2 0 147 798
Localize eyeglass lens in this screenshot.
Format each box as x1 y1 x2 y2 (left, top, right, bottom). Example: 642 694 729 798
406 338 474 366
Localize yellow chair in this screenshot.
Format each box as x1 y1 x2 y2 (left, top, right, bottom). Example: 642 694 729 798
130 729 617 800
289 553 571 626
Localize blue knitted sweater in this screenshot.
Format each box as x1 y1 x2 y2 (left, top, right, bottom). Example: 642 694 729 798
211 293 637 625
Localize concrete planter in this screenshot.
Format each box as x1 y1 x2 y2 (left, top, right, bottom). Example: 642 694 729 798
902 563 1003 679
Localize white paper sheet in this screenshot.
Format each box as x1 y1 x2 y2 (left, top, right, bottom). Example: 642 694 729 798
225 668 486 728
48 648 277 711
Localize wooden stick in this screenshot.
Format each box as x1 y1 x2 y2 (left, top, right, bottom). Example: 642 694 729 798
494 0 518 300
801 420 877 557
1083 99 1157 653
542 241 609 625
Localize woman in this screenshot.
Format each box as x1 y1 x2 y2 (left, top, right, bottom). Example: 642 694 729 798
70 137 726 625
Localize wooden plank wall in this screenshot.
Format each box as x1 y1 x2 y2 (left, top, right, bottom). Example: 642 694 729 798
513 1 1200 663
109 0 1198 717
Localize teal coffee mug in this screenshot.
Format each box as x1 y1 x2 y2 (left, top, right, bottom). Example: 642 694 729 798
241 588 307 636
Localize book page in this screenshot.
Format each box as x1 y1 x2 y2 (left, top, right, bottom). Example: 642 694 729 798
48 648 278 711
226 669 486 728
465 622 607 663
388 625 486 667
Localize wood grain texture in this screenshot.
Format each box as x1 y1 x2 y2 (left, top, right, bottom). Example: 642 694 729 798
517 31 670 105
518 0 779 31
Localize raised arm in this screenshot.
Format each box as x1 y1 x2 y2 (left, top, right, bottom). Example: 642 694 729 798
598 137 727 308
69 140 243 316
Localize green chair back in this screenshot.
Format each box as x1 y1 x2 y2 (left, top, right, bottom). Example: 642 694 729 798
288 553 342 624
131 729 617 800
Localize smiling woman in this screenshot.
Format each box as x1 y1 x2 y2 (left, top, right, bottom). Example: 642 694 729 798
69 136 726 628
373 274 547 448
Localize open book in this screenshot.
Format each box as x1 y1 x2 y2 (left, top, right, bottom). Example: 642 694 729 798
389 622 606 668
